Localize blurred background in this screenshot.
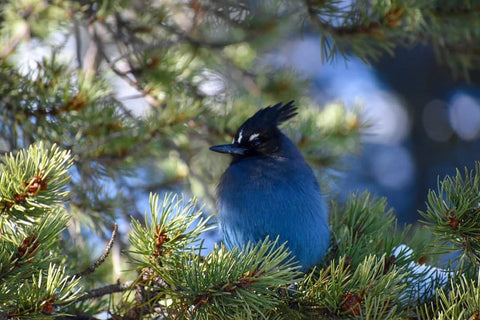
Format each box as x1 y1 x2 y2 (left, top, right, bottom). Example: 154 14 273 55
284 41 480 225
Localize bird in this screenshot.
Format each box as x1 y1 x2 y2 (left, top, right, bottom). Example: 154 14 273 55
210 101 330 271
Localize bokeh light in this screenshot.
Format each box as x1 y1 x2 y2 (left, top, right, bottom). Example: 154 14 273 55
448 92 480 141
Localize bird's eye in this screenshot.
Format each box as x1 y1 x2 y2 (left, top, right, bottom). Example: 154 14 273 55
252 139 262 147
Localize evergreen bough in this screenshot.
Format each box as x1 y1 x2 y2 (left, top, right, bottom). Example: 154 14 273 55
1 0 480 318
1 143 480 319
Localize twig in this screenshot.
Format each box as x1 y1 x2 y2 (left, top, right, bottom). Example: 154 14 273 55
158 22 249 49
106 40 175 68
74 281 134 303
75 224 118 278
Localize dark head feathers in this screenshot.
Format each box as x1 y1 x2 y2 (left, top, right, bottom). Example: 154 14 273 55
218 100 298 156
245 100 297 128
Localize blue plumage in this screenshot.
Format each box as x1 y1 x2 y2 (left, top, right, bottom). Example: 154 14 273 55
210 101 330 270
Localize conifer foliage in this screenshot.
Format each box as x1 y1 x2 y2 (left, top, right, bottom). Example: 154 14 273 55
0 144 81 318
1 0 480 319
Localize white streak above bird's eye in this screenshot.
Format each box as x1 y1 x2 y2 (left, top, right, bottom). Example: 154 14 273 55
248 133 260 142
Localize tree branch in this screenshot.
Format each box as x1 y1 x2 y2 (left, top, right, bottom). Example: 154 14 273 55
75 224 118 278
75 281 134 303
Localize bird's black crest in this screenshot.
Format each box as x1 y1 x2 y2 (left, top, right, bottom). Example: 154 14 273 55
249 100 297 127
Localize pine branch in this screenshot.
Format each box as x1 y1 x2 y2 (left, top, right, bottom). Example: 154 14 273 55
74 224 118 278
72 281 134 304
2 1 480 318
420 162 480 268
420 272 480 319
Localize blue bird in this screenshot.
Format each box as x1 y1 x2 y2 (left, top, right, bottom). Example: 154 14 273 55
210 101 330 270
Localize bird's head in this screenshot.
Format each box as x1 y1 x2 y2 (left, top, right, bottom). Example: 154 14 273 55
210 101 297 159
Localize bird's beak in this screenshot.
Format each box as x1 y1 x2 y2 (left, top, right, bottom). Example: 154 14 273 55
209 144 247 155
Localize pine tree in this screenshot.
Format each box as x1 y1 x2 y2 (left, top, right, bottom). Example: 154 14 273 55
1 0 480 319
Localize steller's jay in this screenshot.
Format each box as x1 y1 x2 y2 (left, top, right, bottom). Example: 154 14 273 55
210 101 330 270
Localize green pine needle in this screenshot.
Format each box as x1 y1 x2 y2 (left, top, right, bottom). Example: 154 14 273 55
420 162 480 267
